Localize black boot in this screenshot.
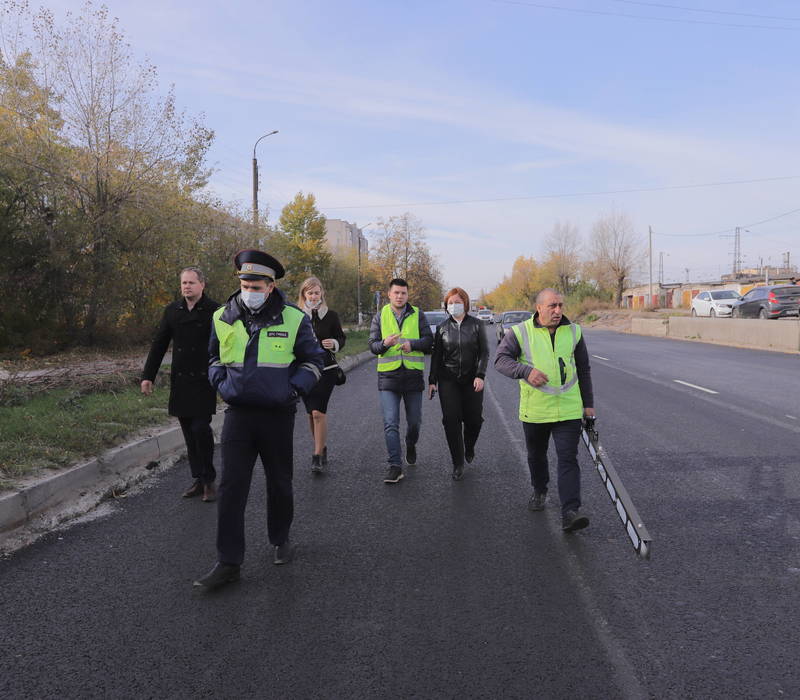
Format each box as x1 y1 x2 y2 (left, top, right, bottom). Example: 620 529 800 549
193 562 240 590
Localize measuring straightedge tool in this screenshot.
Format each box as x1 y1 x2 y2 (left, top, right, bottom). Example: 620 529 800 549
581 416 652 560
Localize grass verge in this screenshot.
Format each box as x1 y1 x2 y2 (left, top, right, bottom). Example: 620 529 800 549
338 329 370 359
0 380 171 486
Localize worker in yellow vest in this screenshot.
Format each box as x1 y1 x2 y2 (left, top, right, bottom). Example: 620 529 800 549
494 288 595 532
368 278 434 483
194 250 325 590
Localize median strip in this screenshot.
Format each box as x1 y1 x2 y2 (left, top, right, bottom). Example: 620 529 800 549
673 379 718 394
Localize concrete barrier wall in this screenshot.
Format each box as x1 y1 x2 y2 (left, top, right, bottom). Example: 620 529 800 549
631 318 668 337
630 317 800 352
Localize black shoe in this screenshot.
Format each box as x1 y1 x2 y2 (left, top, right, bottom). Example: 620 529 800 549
273 540 295 565
528 491 548 511
465 447 475 464
182 480 203 498
193 562 240 590
452 464 464 481
321 446 328 466
311 454 323 474
384 466 404 483
562 510 590 532
405 442 417 466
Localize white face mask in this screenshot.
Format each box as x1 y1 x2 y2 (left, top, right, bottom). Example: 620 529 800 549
240 290 267 311
447 302 465 317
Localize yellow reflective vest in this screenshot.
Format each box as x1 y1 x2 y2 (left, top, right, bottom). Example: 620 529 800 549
512 319 584 423
377 304 425 372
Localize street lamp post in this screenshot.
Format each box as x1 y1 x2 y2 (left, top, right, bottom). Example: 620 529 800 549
357 222 374 326
252 130 278 227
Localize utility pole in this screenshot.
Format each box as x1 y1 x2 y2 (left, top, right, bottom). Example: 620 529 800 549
357 223 374 326
252 130 279 227
648 225 653 308
733 226 741 276
658 252 665 285
685 268 690 283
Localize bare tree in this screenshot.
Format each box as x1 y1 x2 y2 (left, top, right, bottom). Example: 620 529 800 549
588 211 643 307
543 220 581 294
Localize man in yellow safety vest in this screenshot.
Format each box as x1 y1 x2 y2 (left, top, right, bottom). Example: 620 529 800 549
368 278 433 483
494 288 595 532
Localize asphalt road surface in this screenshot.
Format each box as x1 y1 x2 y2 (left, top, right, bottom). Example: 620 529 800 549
2 329 798 699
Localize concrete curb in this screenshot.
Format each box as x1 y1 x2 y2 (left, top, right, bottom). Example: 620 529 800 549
0 349 374 546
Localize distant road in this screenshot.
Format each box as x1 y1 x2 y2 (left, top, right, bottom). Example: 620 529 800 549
1 329 798 698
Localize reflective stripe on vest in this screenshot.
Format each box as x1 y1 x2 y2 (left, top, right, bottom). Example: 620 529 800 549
512 319 583 423
377 304 424 371
213 305 303 368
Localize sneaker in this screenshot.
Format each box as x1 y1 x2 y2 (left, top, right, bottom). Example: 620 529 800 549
405 442 417 466
311 454 323 475
452 464 464 481
193 562 240 590
384 466 404 483
528 491 548 511
465 447 475 464
182 480 203 498
562 510 590 532
273 540 295 565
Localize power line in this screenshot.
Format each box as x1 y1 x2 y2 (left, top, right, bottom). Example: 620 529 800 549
492 0 800 31
609 0 800 23
657 206 800 238
323 174 800 211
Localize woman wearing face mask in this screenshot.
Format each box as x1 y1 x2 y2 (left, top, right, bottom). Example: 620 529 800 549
298 277 346 473
428 287 489 480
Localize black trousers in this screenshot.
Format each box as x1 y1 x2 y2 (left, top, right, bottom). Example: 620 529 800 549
522 419 582 514
216 406 295 566
438 377 484 467
178 415 216 484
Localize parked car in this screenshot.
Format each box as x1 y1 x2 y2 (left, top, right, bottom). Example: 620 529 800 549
476 309 494 323
496 310 532 343
425 310 448 334
731 285 800 319
691 290 740 317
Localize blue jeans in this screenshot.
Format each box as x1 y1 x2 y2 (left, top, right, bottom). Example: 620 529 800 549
379 390 423 467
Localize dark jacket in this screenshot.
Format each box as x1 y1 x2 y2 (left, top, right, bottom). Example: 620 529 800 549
368 303 433 392
142 293 221 417
428 314 489 385
304 303 346 370
494 313 594 409
208 288 325 410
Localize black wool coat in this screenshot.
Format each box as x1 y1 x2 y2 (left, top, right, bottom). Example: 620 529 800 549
142 294 221 417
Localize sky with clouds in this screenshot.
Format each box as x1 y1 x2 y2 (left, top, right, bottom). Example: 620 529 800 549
43 0 800 297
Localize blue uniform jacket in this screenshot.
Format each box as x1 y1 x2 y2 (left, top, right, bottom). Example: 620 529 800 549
208 287 325 410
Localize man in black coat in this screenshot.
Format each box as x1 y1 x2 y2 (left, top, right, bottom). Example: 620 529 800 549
142 266 221 502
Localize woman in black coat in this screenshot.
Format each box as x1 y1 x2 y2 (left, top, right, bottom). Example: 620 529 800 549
428 287 489 481
297 276 346 474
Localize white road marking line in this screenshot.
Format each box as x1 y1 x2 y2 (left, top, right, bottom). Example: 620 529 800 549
786 415 798 420
592 354 610 361
673 379 718 394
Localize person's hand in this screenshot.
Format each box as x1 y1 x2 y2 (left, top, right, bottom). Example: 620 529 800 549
399 341 412 352
473 377 485 392
321 338 335 350
584 407 596 418
383 333 401 347
526 368 549 387
140 380 153 396
428 384 437 399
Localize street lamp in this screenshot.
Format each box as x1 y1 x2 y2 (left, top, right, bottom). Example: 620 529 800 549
357 222 375 325
252 130 279 227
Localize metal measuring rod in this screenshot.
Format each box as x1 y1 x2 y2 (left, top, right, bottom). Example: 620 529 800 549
581 416 652 559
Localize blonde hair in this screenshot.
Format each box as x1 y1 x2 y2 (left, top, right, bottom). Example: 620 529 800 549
297 277 325 307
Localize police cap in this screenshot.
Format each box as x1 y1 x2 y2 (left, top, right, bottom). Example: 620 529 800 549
234 249 285 281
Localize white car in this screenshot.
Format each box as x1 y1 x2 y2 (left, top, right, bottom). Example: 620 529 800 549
476 309 494 323
691 290 740 318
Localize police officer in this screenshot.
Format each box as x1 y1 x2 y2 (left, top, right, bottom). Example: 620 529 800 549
141 266 220 502
194 250 325 590
494 288 595 532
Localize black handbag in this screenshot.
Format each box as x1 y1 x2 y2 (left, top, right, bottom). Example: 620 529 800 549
334 364 346 386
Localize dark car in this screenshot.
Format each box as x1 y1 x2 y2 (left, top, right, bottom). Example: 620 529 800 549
496 310 532 343
425 310 448 334
732 285 800 319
